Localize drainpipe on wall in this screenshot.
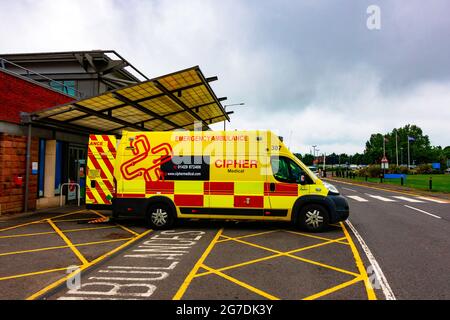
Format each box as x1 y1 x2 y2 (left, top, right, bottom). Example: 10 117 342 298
21 112 32 213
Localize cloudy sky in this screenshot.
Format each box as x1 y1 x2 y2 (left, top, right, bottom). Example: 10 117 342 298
1 0 449 154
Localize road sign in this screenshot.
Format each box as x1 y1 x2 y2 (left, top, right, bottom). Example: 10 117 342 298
381 156 389 169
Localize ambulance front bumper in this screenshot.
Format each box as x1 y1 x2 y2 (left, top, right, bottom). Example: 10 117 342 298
327 195 349 223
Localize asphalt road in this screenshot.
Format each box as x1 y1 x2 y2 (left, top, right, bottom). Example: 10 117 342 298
45 220 372 300
1 182 449 300
327 179 450 299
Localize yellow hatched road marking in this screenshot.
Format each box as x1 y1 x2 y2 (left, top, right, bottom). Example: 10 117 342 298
0 267 70 281
196 237 349 277
26 229 152 300
47 219 89 265
216 229 280 243
0 210 85 233
284 230 349 245
201 264 280 300
173 229 223 300
340 221 377 300
220 235 360 277
0 237 133 257
302 276 363 300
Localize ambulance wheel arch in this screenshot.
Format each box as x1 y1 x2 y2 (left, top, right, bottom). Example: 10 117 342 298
291 195 335 232
145 196 177 229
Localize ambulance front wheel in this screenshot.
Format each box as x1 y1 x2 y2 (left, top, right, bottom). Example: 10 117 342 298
298 204 329 232
146 203 175 229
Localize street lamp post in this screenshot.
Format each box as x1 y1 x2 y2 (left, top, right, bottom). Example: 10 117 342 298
223 103 245 131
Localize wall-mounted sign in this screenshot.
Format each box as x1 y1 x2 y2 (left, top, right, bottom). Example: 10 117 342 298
32 162 38 175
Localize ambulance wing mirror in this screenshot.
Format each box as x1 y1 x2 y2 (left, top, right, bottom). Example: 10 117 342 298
299 175 307 185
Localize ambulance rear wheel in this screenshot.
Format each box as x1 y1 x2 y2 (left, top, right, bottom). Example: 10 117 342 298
146 203 174 229
298 204 329 232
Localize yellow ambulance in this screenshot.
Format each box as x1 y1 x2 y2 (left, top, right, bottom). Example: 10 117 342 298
86 130 349 232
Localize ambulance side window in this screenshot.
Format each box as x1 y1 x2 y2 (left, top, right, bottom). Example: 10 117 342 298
271 157 291 183
271 156 311 184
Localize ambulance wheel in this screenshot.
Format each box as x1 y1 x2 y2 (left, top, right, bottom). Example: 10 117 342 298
146 203 174 229
298 204 329 232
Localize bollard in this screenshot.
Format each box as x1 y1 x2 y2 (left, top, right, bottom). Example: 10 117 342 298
365 175 368 182
401 177 404 186
380 174 383 183
429 177 432 190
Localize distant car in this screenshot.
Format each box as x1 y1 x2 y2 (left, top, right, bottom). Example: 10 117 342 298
445 168 450 174
308 166 319 176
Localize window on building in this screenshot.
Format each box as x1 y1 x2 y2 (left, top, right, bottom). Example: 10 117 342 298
49 80 76 97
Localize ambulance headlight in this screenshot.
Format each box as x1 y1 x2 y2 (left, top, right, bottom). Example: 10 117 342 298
324 182 339 195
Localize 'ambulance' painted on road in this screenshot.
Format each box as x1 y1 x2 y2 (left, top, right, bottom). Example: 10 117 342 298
86 130 349 232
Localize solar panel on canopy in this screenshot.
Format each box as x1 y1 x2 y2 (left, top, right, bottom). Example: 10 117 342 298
29 66 229 134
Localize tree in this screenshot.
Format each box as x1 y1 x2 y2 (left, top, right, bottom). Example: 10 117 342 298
364 124 434 165
301 154 314 166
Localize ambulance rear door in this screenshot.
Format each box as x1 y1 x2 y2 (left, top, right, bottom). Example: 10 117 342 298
86 135 117 206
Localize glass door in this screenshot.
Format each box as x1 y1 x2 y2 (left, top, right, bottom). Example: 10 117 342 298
67 145 87 203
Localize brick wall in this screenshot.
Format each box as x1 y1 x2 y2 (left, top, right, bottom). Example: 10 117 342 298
0 70 74 123
0 133 39 214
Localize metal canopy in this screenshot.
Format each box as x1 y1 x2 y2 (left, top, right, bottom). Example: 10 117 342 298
26 66 229 134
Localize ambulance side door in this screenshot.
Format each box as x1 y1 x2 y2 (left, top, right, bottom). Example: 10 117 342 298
265 156 309 218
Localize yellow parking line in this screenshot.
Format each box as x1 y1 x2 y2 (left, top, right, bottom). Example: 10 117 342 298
302 276 363 300
47 219 89 265
90 210 107 218
73 238 134 247
115 224 139 236
173 229 223 300
0 245 73 257
0 230 55 239
90 209 139 237
60 225 117 233
49 217 96 223
0 237 133 257
340 222 377 300
201 264 280 300
26 229 152 300
0 267 70 281
0 225 116 239
284 230 349 245
0 210 86 233
216 229 280 243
